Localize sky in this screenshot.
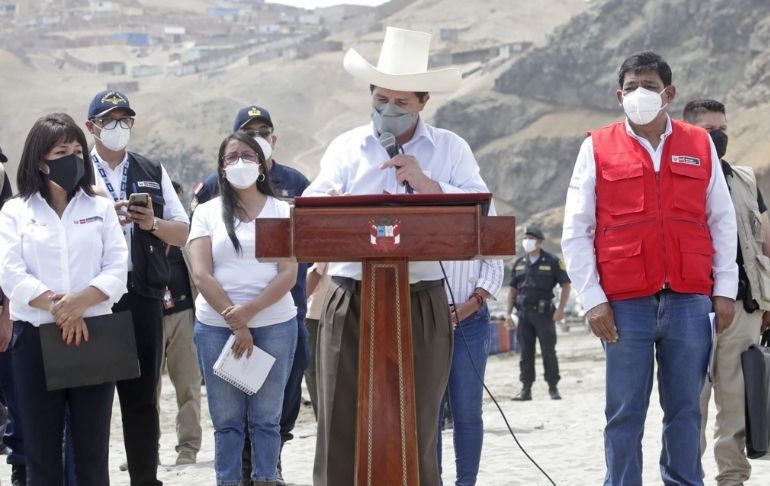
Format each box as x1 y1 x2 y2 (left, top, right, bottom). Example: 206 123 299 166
267 0 388 9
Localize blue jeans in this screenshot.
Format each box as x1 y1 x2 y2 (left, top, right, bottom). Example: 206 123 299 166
194 319 297 485
604 292 711 486
438 305 490 486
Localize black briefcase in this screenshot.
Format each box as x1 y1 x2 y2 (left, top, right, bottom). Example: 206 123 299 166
741 330 770 459
39 311 140 391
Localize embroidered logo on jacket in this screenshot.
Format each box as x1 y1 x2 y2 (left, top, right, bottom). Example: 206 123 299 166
137 181 161 190
672 155 701 166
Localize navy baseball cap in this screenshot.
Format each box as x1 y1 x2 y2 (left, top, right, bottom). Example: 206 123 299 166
0 145 7 163
233 105 273 131
88 90 136 119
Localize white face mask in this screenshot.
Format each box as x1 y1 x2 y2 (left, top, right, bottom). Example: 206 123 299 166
522 238 538 254
622 87 668 126
224 160 261 189
97 125 131 151
254 136 272 161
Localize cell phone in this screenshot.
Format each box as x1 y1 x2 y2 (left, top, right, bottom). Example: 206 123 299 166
128 192 149 209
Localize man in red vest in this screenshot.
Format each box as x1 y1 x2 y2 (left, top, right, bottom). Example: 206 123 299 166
561 51 738 485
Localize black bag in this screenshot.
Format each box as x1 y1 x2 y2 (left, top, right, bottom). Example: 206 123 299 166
741 330 770 459
39 311 140 391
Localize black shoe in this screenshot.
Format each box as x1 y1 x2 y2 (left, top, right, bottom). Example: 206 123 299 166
512 387 532 401
11 464 26 486
549 386 562 400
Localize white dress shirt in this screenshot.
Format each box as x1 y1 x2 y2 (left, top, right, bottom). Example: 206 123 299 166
0 191 128 326
90 148 190 271
303 119 489 282
561 116 738 311
442 259 504 306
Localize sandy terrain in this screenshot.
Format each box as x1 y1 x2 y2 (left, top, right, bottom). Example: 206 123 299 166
3 327 768 485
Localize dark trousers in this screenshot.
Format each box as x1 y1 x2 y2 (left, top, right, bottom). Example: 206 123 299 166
0 347 25 465
517 309 560 387
114 290 164 486
11 322 113 486
313 279 452 486
304 318 320 417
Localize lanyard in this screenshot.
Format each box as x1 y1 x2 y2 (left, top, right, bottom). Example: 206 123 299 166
93 153 129 202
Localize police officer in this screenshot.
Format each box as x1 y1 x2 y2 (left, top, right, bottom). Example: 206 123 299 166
191 105 310 486
506 225 570 401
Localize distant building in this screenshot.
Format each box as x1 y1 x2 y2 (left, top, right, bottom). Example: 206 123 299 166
132 64 162 78
207 7 241 20
164 26 186 43
97 61 126 75
112 32 151 47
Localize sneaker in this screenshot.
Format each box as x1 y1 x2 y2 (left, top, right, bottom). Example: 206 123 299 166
549 386 562 400
176 449 197 465
11 464 26 486
512 387 532 401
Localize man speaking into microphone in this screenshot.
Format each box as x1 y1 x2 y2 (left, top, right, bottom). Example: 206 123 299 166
303 26 489 486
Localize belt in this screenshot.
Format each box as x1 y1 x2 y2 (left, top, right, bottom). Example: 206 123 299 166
331 276 443 295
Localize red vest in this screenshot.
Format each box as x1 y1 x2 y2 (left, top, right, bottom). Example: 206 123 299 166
592 120 715 301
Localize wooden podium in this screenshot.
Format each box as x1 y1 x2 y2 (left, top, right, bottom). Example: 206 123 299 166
256 193 515 486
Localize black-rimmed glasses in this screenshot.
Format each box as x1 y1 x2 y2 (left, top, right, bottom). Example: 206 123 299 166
96 117 135 130
242 127 272 139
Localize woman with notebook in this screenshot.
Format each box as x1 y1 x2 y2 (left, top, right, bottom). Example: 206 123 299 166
0 113 128 485
188 131 298 486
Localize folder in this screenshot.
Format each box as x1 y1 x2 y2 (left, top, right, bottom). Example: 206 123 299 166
39 311 140 391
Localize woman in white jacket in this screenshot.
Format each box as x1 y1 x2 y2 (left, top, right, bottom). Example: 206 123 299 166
0 113 127 486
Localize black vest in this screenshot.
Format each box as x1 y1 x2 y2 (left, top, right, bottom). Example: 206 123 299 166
126 152 170 299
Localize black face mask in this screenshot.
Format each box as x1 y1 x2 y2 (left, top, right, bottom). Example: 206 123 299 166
709 129 728 160
44 153 85 194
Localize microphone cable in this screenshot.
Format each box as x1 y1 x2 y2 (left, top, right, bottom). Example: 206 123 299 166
439 261 557 486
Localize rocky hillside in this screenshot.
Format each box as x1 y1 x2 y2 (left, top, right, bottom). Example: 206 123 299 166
436 0 770 247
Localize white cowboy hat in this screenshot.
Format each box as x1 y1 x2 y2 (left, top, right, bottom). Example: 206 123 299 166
343 26 461 93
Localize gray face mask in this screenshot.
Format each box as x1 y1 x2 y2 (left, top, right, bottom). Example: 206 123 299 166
371 103 418 137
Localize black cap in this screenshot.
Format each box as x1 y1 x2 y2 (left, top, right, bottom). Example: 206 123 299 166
233 105 273 132
0 145 7 163
524 225 545 240
88 90 136 119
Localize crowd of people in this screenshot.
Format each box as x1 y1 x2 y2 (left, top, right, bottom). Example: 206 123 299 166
0 26 768 486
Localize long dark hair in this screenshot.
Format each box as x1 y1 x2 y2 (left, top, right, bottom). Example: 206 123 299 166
217 131 274 254
17 113 95 203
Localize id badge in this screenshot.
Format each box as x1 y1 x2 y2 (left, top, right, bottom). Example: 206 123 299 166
163 288 175 310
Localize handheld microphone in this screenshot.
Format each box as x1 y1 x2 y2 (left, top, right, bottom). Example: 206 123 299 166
379 132 413 193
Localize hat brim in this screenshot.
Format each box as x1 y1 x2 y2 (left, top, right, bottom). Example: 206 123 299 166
92 106 136 119
343 48 461 93
238 116 273 129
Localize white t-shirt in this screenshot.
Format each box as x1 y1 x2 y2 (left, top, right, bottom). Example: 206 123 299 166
187 196 296 328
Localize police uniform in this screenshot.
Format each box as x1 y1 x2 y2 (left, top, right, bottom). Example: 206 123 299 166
509 249 570 392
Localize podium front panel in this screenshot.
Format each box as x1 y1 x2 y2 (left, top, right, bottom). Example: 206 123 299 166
291 205 480 262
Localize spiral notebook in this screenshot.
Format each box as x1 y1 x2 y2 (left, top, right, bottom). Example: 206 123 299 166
213 335 276 395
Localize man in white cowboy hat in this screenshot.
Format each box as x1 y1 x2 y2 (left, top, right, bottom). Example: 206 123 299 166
303 26 489 486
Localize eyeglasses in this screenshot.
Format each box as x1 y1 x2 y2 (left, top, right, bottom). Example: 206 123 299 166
242 127 272 139
95 117 135 130
222 151 260 165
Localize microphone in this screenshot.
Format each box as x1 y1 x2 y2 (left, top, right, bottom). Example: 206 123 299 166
379 132 413 193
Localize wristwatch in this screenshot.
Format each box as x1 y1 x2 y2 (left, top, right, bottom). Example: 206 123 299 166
149 217 160 232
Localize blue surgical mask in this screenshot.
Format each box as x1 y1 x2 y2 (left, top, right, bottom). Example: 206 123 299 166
371 103 418 137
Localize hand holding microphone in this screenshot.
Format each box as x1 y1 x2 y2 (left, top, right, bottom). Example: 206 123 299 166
379 132 413 194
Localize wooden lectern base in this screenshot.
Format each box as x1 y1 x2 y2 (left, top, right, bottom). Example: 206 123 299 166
356 258 420 486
